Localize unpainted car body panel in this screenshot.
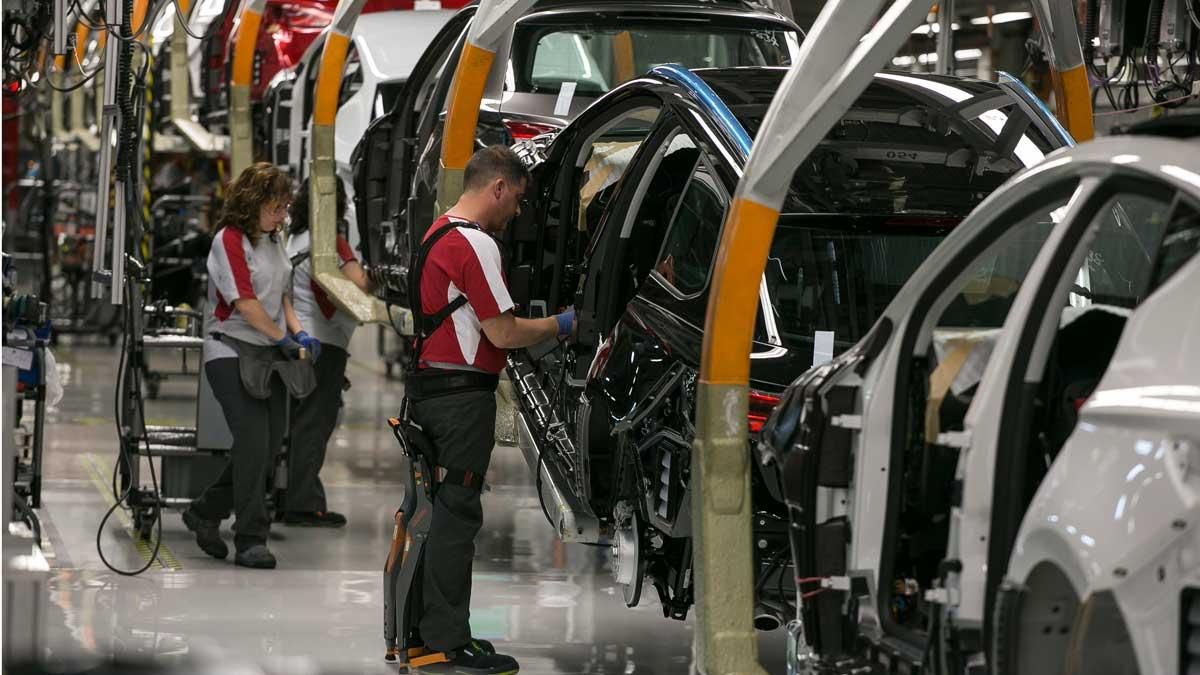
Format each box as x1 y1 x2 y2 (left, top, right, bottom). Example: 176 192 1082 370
1008 221 1200 675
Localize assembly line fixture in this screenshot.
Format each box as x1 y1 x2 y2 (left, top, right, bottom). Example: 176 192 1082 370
228 0 266 175
303 0 406 327
434 0 537 213
690 0 1094 673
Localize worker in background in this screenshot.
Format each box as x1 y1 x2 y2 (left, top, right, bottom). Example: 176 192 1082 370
282 178 373 527
182 162 321 569
406 146 574 674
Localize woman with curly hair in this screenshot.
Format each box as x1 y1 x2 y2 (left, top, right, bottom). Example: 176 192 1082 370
182 162 321 569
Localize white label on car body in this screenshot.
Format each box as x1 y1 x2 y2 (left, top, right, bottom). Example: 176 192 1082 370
554 82 577 117
813 331 835 367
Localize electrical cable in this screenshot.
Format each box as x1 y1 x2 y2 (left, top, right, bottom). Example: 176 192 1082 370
1188 0 1200 30
1094 88 1198 114
92 20 165 576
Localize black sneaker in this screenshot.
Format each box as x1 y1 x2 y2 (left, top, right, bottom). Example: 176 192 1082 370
182 509 227 559
411 642 518 674
282 510 348 528
403 638 495 661
234 544 277 569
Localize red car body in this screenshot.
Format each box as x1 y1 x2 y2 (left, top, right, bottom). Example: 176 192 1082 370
202 0 472 124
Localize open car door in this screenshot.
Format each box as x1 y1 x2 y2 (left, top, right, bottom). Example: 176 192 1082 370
351 5 474 298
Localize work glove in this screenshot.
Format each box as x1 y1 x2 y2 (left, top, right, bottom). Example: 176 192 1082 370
555 309 576 339
275 334 304 360
293 330 322 362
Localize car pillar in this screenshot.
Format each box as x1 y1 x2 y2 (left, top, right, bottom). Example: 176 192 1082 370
434 0 536 213
229 0 266 176
1029 0 1094 141
306 0 408 329
691 1 932 672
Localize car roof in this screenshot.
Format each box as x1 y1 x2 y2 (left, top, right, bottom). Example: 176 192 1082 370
519 0 794 23
352 9 458 82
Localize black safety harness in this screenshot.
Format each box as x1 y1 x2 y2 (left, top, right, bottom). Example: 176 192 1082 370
394 218 500 493
402 219 500 403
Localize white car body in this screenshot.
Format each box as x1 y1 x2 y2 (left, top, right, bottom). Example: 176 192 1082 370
771 133 1200 674
274 8 452 251
286 8 455 174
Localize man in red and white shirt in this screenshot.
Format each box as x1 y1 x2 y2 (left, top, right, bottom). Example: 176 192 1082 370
407 146 573 674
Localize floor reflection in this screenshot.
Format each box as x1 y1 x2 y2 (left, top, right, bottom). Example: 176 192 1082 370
23 337 787 673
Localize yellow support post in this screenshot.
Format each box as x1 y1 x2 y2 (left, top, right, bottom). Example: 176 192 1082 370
228 0 266 175
434 0 537 212
1029 0 1094 141
305 0 405 328
691 2 935 672
170 0 192 122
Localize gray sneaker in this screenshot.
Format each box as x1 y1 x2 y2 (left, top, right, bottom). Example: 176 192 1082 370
182 509 227 559
234 544 277 569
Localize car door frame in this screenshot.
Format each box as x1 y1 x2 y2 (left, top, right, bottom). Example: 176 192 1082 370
389 6 475 232
950 168 1180 650
797 168 1087 658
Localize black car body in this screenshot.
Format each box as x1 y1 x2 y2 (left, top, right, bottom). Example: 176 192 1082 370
350 0 801 288
501 65 1070 622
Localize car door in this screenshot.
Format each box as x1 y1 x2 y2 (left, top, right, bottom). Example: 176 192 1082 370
289 35 324 176
351 6 473 276
572 110 731 531
263 72 296 167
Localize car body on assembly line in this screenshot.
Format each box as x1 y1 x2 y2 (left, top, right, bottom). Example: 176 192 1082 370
351 0 802 282
760 118 1200 674
492 65 1069 626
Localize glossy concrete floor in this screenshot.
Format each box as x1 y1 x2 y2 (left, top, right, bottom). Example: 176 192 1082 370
19 332 789 674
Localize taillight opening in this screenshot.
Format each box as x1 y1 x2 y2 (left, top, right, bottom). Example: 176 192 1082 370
504 119 556 142
747 390 781 434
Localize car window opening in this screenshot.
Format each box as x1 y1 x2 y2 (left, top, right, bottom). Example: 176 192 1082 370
880 188 1192 649
514 22 798 97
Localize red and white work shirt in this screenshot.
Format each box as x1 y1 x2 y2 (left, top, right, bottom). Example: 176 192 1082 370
203 227 291 363
418 215 514 374
286 230 359 350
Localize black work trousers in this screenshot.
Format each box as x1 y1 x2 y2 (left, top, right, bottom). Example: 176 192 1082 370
285 344 349 513
410 389 496 652
192 358 287 549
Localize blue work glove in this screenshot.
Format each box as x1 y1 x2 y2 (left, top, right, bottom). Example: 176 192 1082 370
555 309 575 339
275 334 304 360
293 330 322 362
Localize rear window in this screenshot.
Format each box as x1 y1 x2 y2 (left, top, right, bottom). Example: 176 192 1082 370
512 21 799 96
736 73 1063 217
745 74 1067 363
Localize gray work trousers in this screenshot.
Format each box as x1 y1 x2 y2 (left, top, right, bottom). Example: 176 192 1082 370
410 389 496 652
192 358 287 549
286 344 349 513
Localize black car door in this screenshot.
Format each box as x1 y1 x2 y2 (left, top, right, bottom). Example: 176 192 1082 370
351 6 474 279
575 111 735 531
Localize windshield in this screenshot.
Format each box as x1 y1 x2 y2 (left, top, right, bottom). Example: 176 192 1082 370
512 22 799 96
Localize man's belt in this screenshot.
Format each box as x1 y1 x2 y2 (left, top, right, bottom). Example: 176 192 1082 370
434 466 486 491
404 368 499 401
